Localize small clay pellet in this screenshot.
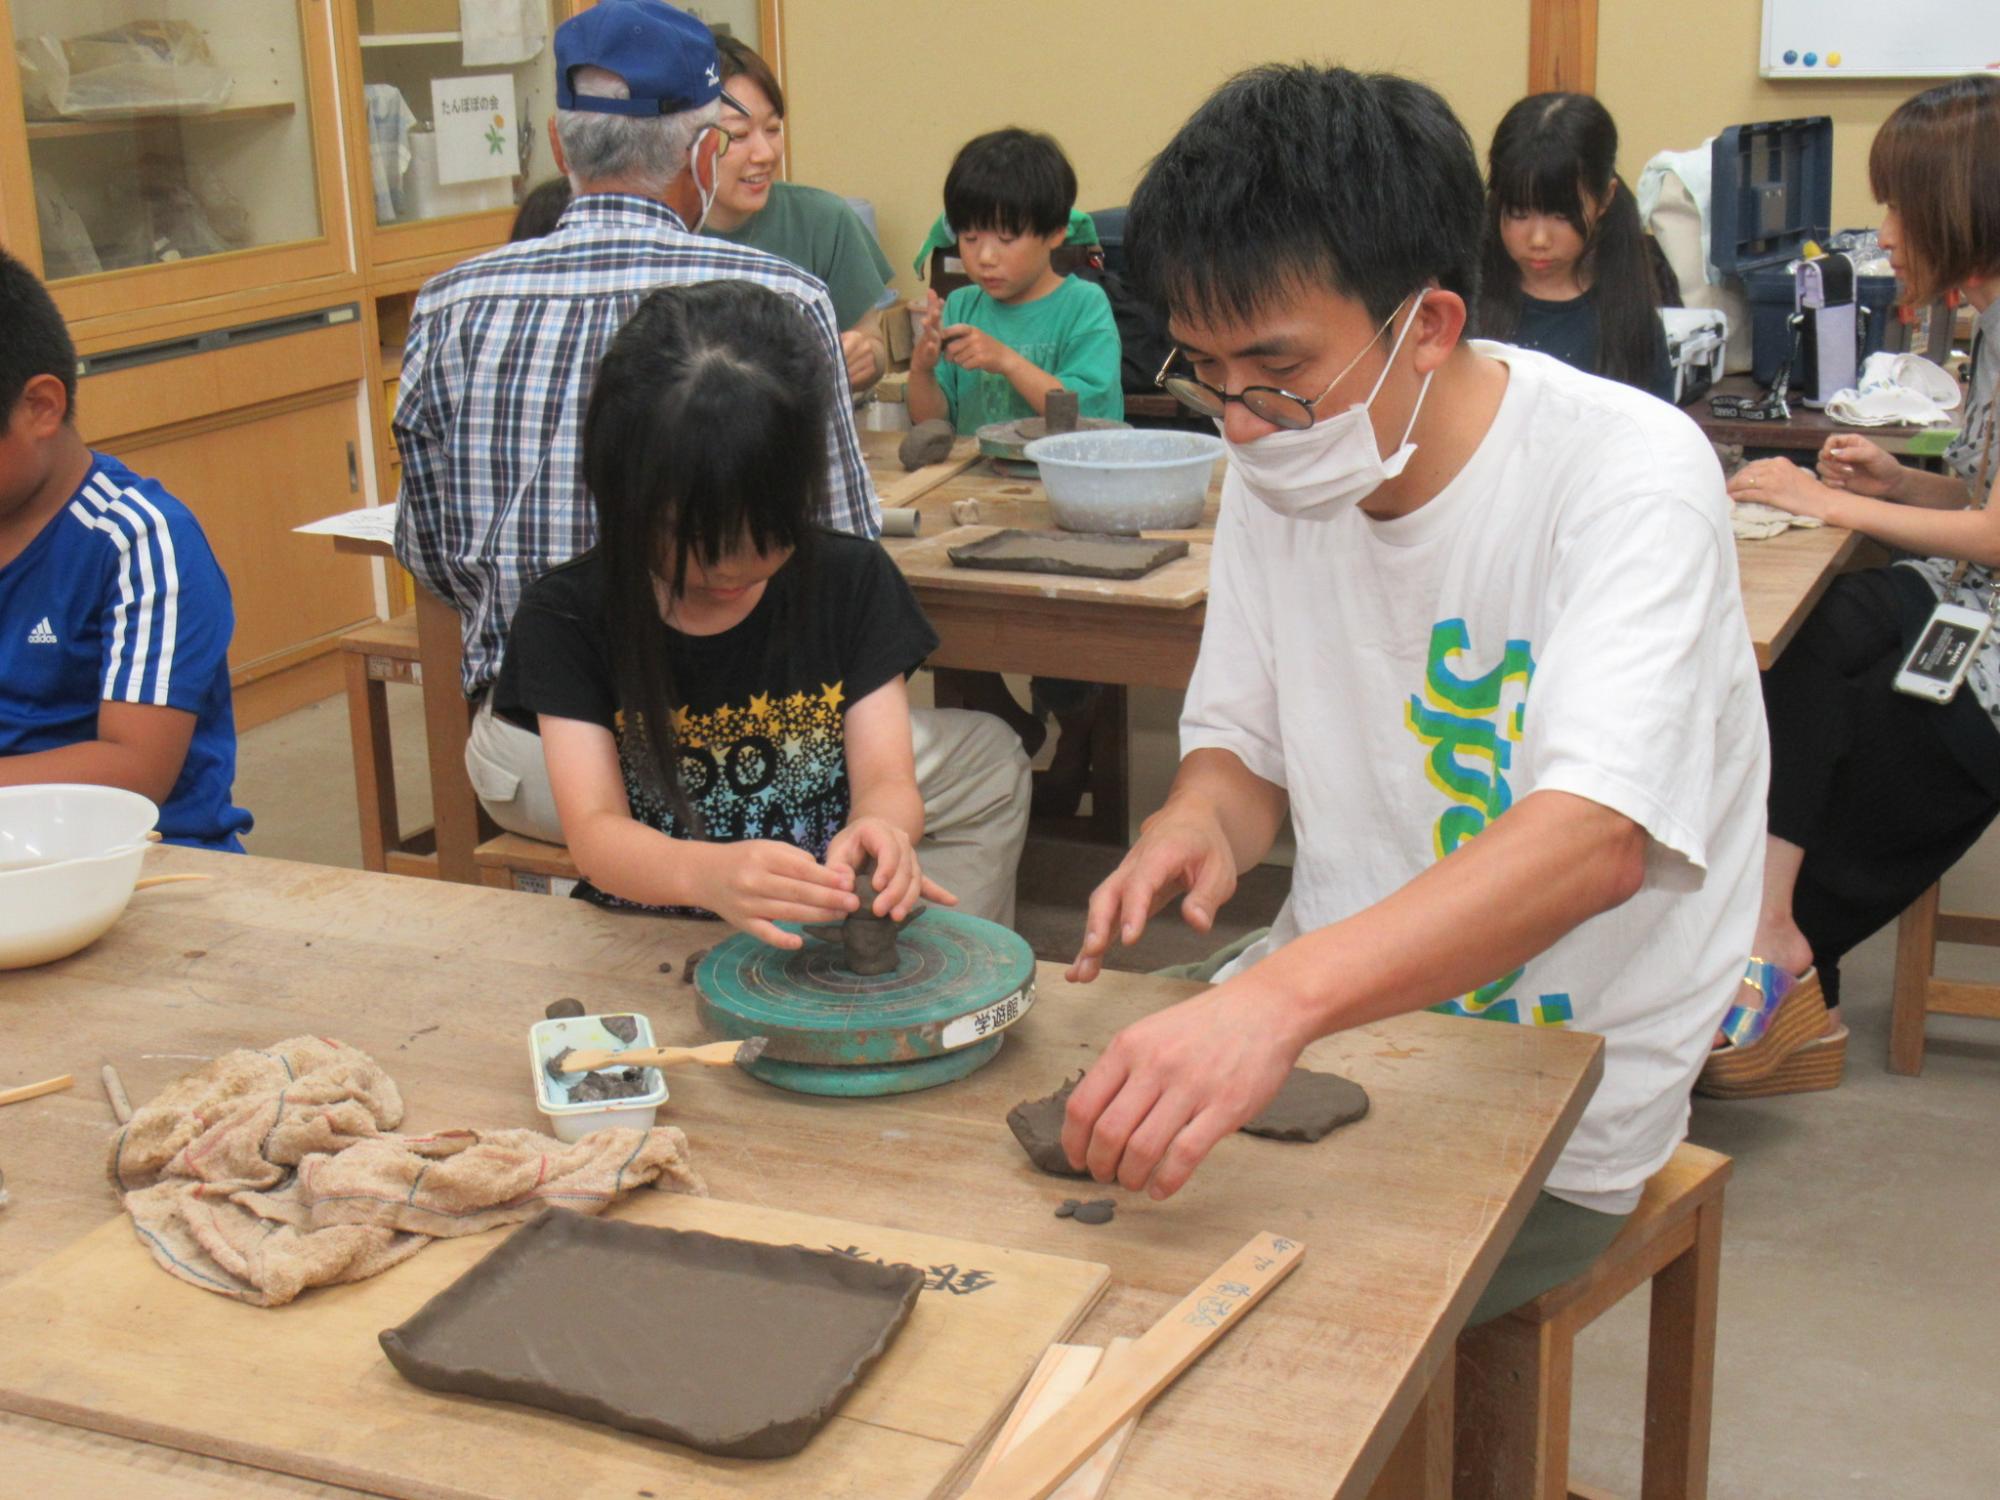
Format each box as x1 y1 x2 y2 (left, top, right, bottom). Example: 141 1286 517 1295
544 998 585 1020
657 960 675 975
1054 1199 1079 1219
1071 1199 1115 1226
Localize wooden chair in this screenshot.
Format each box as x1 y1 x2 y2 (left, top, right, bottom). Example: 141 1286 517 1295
1454 1143 1731 1500
338 612 437 879
474 833 581 897
1890 882 2000 1075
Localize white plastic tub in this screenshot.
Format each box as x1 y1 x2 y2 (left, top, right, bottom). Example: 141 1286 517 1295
0 785 158 969
1022 429 1225 534
528 1012 667 1143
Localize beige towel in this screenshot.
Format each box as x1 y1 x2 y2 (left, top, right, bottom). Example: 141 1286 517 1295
110 1036 703 1306
1731 501 1826 542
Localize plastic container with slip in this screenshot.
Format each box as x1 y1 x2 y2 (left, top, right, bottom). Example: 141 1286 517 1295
529 1013 667 1142
1708 117 1899 393
1022 429 1224 533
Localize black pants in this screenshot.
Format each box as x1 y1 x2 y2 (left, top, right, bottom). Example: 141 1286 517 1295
1764 568 2000 1007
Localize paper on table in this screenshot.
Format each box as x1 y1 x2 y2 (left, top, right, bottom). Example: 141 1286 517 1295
295 503 397 544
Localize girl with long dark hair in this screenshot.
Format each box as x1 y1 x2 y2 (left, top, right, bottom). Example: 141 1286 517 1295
1479 92 1674 400
493 280 950 943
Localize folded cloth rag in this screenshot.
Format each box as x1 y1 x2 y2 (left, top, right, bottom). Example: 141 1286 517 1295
1825 352 1962 428
108 1035 704 1306
1730 501 1825 541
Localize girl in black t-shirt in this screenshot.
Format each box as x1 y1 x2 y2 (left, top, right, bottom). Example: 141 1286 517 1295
1477 92 1675 401
494 280 949 944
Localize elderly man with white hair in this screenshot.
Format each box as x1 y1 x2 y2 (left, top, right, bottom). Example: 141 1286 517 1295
393 0 1029 924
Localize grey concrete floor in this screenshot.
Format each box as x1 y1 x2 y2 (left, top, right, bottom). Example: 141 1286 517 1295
235 687 2000 1497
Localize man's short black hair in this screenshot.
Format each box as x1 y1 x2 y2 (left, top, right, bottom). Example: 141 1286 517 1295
1128 65 1483 328
0 247 77 420
943 128 1076 239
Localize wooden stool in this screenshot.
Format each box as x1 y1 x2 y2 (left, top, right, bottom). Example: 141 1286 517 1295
1890 882 2000 1074
1454 1143 1731 1500
339 613 436 878
474 833 581 897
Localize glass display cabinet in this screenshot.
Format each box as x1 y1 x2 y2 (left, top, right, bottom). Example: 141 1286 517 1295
0 0 350 324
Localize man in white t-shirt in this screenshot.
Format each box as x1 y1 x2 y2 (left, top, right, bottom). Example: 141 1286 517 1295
1061 65 1767 1321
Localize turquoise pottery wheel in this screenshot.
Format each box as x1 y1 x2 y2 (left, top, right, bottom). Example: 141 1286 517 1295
694 909 1036 1096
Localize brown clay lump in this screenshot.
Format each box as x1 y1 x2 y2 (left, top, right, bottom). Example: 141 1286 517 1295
568 1067 650 1103
898 417 956 470
1043 388 1080 435
682 948 709 984
1007 1074 1089 1178
544 997 585 1020
1241 1068 1370 1142
601 1015 639 1044
1008 1067 1369 1176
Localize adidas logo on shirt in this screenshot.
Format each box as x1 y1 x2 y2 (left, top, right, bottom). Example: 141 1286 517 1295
27 616 58 645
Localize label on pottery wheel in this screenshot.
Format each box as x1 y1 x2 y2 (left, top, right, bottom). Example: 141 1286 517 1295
940 984 1034 1050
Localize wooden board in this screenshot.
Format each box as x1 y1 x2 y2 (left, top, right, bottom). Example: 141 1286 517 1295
861 429 983 506
0 1195 1107 1500
894 525 1210 609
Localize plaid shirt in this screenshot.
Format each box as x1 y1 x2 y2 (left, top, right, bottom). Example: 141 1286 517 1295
392 193 879 696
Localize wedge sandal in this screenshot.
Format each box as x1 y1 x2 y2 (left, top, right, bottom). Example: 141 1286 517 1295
1696 959 1829 1095
1697 1021 1848 1099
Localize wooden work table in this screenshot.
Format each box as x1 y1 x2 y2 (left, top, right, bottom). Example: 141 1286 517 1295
0 848 1602 1498
1692 373 1937 457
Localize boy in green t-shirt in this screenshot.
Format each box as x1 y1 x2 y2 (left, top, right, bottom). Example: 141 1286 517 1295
907 129 1121 813
906 129 1122 434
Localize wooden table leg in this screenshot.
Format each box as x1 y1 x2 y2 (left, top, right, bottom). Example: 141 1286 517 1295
1454 1308 1571 1500
1367 1356 1455 1499
343 652 397 874
1640 1195 1723 1500
1890 883 1939 1076
413 585 482 885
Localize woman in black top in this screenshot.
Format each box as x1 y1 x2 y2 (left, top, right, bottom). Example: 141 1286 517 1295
495 280 949 942
1478 92 1674 401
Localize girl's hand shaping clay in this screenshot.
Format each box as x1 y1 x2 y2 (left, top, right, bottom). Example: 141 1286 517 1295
705 839 857 948
825 816 956 921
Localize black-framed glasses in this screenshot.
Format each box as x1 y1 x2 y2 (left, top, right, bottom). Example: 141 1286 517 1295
1151 292 1411 431
1153 350 1336 430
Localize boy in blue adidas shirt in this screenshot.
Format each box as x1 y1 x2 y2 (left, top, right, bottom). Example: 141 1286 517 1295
0 250 250 849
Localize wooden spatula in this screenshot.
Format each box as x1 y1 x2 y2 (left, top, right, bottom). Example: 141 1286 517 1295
553 1038 769 1074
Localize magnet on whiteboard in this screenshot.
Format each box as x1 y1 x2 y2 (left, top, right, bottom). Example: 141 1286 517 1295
1803 51 1818 66
1828 53 1841 67
1783 49 1798 64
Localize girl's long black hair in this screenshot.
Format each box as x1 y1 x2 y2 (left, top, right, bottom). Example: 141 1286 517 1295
582 279 829 832
1478 92 1668 392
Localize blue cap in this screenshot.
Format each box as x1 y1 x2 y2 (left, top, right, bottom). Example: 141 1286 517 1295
554 0 721 117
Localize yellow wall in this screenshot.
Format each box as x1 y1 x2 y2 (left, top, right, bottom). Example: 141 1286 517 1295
780 2 1938 291
780 0 1531 295
1595 1 1914 235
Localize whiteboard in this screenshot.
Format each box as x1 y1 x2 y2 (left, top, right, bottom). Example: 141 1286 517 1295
1762 0 2000 79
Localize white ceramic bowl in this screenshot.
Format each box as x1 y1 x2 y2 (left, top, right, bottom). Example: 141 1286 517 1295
1022 429 1225 534
0 785 159 970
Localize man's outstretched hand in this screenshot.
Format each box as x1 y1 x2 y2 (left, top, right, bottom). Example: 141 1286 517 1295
1059 977 1303 1199
1067 798 1240 984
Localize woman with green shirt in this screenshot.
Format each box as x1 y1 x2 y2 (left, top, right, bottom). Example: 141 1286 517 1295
703 36 894 391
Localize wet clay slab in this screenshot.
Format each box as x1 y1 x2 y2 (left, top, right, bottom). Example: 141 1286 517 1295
948 529 1190 581
379 1209 923 1458
1241 1068 1371 1142
1008 1068 1369 1176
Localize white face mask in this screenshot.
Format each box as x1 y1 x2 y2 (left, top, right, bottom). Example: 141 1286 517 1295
1223 290 1434 519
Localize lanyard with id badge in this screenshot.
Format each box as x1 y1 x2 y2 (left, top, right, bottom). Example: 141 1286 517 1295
1894 408 1998 703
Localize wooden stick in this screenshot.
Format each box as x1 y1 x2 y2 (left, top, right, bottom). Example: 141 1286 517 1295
554 1039 762 1072
962 1232 1305 1500
132 874 214 891
0 1075 74 1108
101 1064 133 1124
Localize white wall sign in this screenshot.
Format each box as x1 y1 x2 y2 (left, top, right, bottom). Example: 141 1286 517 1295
431 73 518 185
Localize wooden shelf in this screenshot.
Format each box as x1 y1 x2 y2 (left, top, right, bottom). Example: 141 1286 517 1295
25 102 298 141
358 32 460 47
